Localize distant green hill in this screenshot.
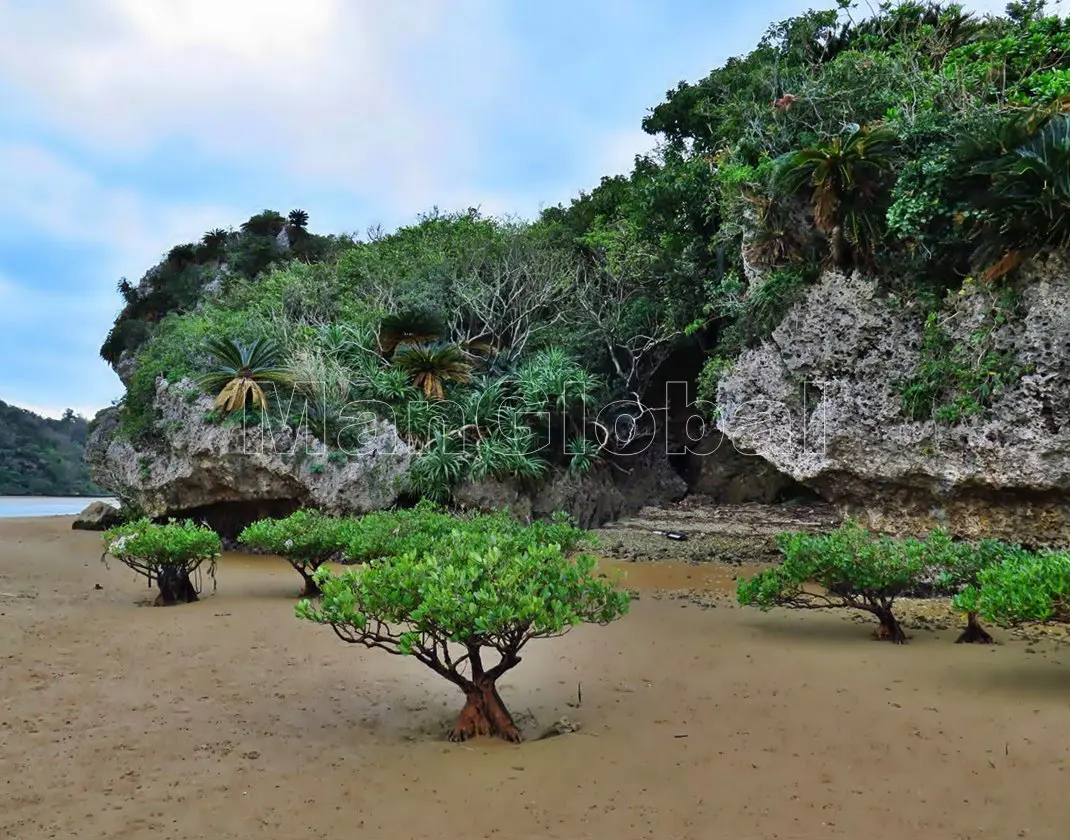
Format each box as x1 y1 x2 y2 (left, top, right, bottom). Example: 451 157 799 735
0 400 104 496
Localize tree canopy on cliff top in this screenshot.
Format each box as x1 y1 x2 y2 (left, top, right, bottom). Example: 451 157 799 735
99 1 1070 499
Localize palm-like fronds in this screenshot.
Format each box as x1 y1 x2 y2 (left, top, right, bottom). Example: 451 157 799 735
198 228 230 261
966 113 1070 278
468 430 548 483
396 399 450 444
317 323 378 366
565 436 601 473
201 228 230 250
515 348 602 415
288 209 310 229
196 337 293 414
392 342 472 401
378 310 445 356
775 124 899 248
240 210 287 237
458 379 507 432
356 365 414 403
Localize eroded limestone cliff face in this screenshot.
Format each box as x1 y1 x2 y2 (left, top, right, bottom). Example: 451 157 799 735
716 251 1070 545
87 377 689 532
86 378 413 531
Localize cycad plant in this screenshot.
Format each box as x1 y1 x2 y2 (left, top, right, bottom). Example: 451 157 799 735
966 112 1070 279
197 337 293 413
200 228 230 258
774 123 898 264
392 342 472 400
167 243 197 267
377 309 446 356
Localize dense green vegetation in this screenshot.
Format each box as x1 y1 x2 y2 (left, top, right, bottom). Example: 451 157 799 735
238 508 354 596
99 507 628 742
100 2 1070 502
101 518 222 606
296 507 628 742
0 400 104 496
737 519 1070 642
738 520 929 643
954 546 1070 624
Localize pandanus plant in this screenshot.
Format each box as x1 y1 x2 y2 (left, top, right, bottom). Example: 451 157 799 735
196 336 293 413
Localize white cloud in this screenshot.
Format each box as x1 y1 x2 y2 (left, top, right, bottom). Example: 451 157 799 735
0 0 524 413
1 0 1060 417
0 143 236 277
0 0 519 214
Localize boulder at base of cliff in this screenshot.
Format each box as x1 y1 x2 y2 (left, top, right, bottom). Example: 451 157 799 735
715 252 1070 546
86 378 413 537
72 501 122 531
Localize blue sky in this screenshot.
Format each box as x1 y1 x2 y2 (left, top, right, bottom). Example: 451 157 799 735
0 0 1016 419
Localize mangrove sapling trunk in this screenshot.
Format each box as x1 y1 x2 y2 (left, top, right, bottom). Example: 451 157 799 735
236 511 350 599
293 563 322 598
451 676 522 743
449 647 522 743
154 565 200 606
872 605 907 644
956 611 995 644
298 569 320 598
296 518 630 745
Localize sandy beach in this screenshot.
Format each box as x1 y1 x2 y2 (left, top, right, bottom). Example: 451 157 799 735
2 515 1069 839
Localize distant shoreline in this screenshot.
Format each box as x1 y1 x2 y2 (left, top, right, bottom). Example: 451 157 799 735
0 494 114 499
0 496 120 519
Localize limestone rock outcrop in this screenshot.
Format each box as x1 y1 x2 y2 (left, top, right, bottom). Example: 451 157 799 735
716 252 1070 545
87 378 412 532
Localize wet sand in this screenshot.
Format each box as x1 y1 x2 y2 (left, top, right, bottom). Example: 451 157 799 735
2 516 1069 839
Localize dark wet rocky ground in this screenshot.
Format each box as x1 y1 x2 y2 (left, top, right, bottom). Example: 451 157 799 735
590 497 842 564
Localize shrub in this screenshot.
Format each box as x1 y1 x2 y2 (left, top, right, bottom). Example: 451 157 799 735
341 502 462 562
296 513 628 742
739 522 1052 644
925 530 1013 643
101 519 221 606
899 281 1026 424
737 520 926 643
695 356 735 408
238 509 353 596
118 307 268 442
953 549 1070 627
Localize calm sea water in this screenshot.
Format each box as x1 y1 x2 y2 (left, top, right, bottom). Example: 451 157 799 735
0 496 120 518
